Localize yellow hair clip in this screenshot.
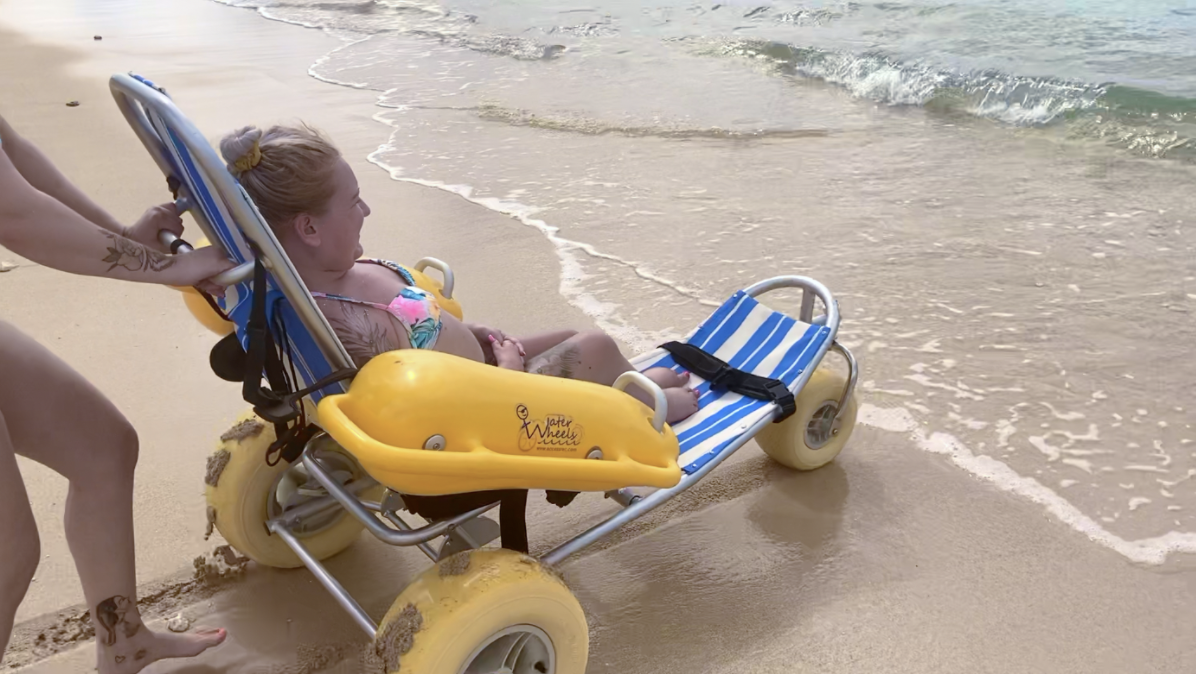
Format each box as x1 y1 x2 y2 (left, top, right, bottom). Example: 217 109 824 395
233 141 262 174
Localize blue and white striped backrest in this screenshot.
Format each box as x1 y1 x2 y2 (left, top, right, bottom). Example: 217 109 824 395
129 76 348 404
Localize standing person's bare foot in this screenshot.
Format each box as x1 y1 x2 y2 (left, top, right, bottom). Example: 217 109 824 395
92 597 226 674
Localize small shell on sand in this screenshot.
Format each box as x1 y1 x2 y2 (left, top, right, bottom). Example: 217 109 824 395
0 261 16 272
167 613 192 633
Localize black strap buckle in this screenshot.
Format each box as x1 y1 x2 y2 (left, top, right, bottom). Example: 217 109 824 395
763 379 797 422
660 341 798 423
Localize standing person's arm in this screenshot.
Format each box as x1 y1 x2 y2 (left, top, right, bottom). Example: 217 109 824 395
0 114 187 252
0 133 231 286
0 115 130 236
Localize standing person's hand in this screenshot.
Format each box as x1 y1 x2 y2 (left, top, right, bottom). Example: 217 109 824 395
120 202 231 294
173 246 234 297
123 202 184 252
135 245 233 296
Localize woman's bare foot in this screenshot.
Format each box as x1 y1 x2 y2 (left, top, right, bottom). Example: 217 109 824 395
644 367 690 390
97 618 226 674
663 386 701 424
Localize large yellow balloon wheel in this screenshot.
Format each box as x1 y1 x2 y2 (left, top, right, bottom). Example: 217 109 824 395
372 549 589 674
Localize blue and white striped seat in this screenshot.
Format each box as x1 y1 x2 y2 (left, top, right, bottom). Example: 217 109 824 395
632 292 832 474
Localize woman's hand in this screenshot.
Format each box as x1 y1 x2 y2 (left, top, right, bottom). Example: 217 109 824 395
124 202 184 252
470 323 524 364
489 335 525 370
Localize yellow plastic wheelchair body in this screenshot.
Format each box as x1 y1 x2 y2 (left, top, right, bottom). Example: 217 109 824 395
317 349 682 496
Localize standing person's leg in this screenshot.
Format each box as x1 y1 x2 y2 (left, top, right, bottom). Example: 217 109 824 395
0 321 225 673
0 411 40 664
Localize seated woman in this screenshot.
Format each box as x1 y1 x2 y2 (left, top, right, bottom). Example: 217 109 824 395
218 124 700 424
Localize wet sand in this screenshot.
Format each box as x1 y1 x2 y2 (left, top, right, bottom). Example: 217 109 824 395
1 0 1194 671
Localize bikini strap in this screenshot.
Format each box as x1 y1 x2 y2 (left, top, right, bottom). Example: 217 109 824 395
309 259 420 310
310 291 391 312
358 258 416 286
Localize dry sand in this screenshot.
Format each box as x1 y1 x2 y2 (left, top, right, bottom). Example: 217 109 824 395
1 0 1194 671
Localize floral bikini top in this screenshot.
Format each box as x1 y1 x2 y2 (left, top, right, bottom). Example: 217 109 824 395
311 259 443 350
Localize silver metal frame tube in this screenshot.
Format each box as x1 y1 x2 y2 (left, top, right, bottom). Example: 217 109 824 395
301 434 498 546
381 511 441 561
271 526 378 637
830 341 859 415
742 275 841 338
266 476 378 531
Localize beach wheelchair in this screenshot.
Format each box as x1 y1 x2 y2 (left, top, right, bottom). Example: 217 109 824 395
110 71 860 674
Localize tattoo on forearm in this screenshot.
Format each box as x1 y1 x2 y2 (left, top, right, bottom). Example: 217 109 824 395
527 344 582 379
95 595 142 654
101 232 174 273
329 306 399 367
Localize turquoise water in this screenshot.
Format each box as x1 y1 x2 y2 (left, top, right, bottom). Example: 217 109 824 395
216 0 1196 160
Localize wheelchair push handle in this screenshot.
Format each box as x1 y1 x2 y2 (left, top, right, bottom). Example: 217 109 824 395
158 197 254 287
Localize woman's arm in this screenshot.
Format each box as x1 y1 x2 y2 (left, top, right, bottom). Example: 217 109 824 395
322 301 413 369
0 114 129 236
0 147 232 286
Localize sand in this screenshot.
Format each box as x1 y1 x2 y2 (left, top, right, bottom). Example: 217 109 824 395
1 0 1194 672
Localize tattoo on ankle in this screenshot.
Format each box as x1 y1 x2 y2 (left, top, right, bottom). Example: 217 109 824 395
135 649 147 661
101 232 174 273
528 345 582 379
328 306 398 368
95 595 142 648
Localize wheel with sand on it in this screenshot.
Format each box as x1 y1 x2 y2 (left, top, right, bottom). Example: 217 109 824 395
755 366 858 471
370 549 589 674
204 407 380 569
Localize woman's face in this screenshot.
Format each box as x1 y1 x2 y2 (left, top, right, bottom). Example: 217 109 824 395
305 158 370 272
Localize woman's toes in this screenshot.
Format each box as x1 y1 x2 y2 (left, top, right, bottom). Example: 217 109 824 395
644 367 688 390
664 387 701 423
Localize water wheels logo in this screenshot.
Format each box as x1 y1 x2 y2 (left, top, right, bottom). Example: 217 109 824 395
516 404 584 452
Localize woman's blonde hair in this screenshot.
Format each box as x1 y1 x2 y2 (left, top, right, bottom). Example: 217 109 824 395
218 123 341 234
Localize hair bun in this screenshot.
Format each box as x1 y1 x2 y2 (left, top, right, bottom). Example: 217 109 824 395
219 126 264 176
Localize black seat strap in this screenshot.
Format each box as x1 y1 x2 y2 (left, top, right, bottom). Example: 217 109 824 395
402 490 530 554
659 341 797 422
243 258 297 425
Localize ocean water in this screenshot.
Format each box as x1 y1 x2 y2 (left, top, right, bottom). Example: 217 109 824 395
213 0 1196 565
